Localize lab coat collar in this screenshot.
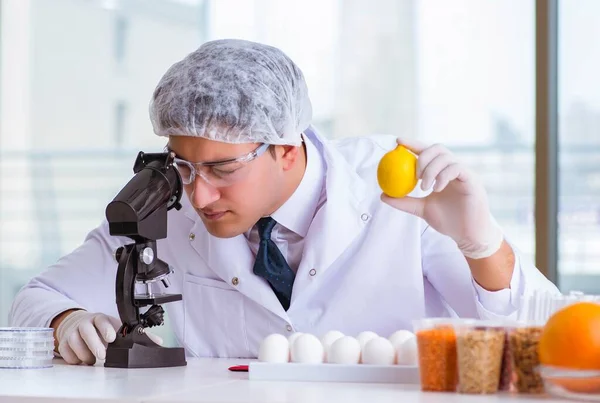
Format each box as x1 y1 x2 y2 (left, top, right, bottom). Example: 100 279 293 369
270 132 324 238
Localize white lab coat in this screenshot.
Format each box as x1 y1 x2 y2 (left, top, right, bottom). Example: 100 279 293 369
9 128 558 358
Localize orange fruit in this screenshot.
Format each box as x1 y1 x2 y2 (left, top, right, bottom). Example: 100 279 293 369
539 302 600 370
377 145 418 198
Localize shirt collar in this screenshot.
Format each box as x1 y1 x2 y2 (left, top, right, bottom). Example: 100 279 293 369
269 132 325 237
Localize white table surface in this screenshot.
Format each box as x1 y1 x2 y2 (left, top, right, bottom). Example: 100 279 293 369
0 358 570 403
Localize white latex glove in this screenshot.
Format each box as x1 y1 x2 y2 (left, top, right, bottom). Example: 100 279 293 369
56 310 163 365
381 138 504 259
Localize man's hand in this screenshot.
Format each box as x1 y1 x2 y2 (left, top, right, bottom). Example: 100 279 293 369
54 310 121 365
53 310 163 365
381 138 504 260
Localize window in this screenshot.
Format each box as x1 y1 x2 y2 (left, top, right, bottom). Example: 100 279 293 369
414 1 535 265
0 0 565 336
558 0 600 292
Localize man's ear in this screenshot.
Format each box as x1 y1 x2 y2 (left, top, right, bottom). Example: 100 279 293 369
278 145 302 171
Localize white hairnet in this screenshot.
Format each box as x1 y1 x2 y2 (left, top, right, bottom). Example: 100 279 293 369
149 39 312 145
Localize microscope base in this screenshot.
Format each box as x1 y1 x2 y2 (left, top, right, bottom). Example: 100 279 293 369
104 344 187 368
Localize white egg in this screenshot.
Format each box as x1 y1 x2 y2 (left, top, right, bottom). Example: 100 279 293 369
290 334 324 364
327 336 361 364
320 330 345 361
388 330 415 349
395 336 418 366
287 332 304 348
258 333 290 363
362 337 395 365
356 330 379 350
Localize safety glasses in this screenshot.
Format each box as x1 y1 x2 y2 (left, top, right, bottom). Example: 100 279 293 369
171 143 270 187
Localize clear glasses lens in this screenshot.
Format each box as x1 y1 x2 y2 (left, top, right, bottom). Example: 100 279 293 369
173 161 193 184
173 160 252 187
172 143 268 187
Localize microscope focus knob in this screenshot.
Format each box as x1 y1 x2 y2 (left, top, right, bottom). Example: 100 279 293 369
140 247 154 265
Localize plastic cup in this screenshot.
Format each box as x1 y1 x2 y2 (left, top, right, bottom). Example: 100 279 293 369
413 318 460 392
508 324 545 393
454 320 506 394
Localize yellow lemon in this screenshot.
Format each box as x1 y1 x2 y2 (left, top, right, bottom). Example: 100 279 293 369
377 145 418 198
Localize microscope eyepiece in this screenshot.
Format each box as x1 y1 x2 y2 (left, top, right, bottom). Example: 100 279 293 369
106 152 182 241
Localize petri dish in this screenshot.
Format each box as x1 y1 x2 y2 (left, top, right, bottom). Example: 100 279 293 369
0 328 54 369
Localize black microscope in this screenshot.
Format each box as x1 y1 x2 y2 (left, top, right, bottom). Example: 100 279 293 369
103 151 187 368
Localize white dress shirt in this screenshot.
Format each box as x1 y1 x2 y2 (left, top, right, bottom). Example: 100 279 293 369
245 133 326 273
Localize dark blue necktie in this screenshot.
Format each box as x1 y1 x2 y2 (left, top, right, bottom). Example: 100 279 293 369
252 217 295 311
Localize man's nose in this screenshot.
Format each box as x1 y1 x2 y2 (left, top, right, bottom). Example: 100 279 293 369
189 177 220 209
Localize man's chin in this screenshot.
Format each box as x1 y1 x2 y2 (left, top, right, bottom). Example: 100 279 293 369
201 220 245 239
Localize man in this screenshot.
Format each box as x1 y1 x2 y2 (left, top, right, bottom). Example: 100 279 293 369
9 39 558 365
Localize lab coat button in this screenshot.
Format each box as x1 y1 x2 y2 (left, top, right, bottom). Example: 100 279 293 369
189 233 196 241
231 277 239 286
361 213 370 222
286 324 293 332
309 269 317 276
